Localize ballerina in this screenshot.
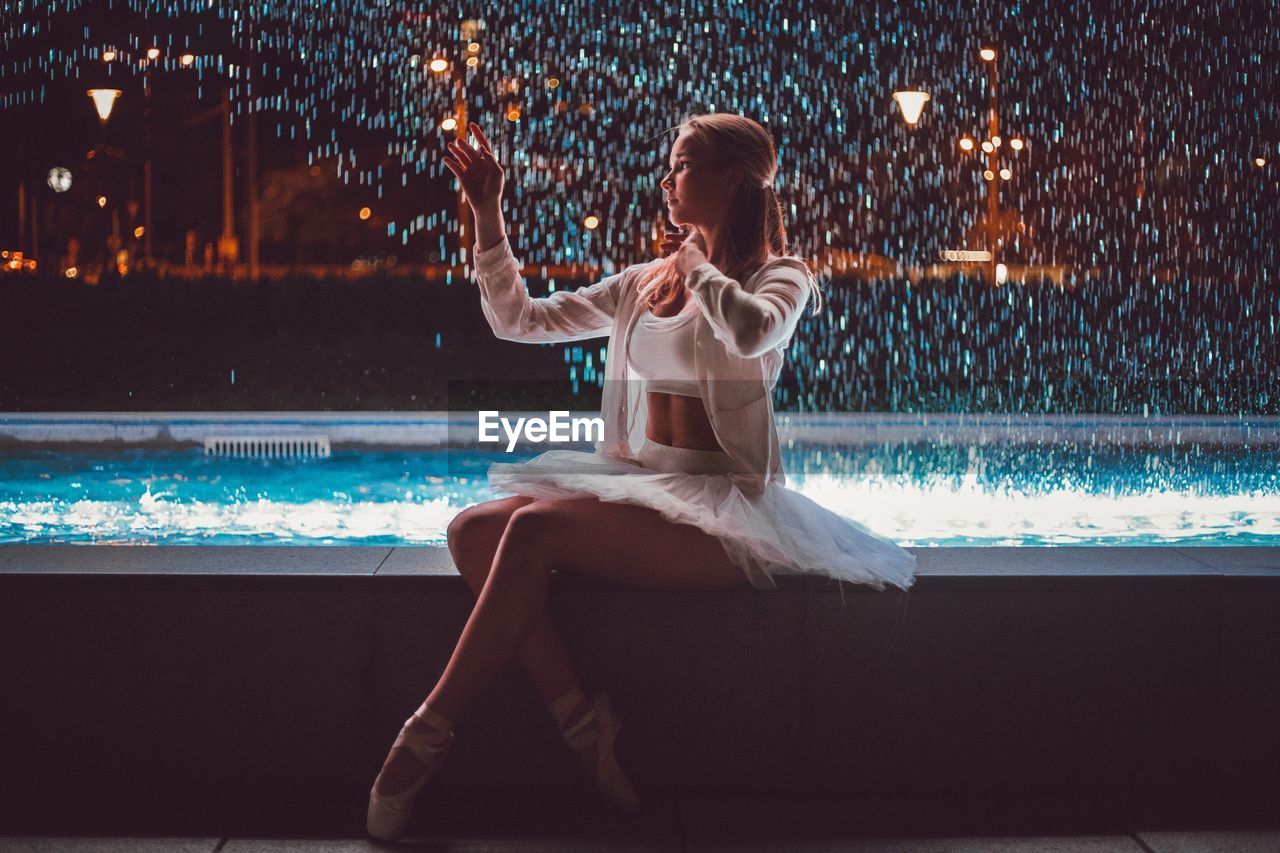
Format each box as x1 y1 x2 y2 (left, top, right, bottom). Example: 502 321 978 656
368 112 916 841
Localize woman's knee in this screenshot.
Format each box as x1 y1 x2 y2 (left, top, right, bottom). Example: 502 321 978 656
496 499 589 566
503 499 574 545
447 497 534 578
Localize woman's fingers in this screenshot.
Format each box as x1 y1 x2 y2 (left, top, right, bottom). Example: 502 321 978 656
470 122 493 154
455 134 487 163
448 139 475 168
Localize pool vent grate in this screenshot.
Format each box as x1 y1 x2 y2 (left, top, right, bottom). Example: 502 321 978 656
203 436 331 458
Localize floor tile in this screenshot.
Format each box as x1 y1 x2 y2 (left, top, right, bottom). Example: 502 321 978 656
0 840 220 852
1137 830 1280 853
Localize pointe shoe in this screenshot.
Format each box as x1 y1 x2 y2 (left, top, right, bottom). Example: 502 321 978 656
557 691 642 813
366 705 455 841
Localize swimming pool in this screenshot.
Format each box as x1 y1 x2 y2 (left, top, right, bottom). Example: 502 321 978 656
2 414 1276 546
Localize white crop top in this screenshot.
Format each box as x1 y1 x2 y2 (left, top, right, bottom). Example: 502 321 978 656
627 299 701 397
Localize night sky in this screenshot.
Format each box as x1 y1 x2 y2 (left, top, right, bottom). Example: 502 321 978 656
2 0 1277 278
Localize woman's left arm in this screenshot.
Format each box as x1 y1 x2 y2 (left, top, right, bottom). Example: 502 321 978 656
684 260 812 359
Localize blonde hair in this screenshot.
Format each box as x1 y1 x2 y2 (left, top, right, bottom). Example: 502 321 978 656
641 112 824 317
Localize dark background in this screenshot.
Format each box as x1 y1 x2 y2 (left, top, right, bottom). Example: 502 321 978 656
1 0 1277 413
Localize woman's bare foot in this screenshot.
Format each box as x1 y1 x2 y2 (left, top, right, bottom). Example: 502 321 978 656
373 712 452 796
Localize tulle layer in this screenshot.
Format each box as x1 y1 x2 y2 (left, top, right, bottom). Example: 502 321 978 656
486 440 916 592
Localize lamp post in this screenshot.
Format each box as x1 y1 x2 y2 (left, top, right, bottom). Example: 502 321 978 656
87 87 124 279
956 46 1031 285
978 47 1001 284
89 45 205 274
139 48 162 268
897 46 1029 285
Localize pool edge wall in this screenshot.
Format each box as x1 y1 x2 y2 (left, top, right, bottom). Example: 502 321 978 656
0 544 1277 836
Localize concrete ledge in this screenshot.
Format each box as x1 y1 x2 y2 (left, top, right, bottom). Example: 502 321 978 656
0 545 1277 837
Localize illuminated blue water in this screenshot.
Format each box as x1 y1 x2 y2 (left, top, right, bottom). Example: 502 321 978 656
2 442 1277 546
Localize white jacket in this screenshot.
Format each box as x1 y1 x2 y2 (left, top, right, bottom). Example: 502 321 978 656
471 237 817 497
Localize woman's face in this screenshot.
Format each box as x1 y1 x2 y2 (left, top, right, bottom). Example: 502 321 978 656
659 132 737 231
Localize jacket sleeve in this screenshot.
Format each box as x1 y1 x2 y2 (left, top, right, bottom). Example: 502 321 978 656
472 236 632 343
685 258 813 359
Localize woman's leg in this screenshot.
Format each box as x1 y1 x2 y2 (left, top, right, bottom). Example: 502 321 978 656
424 495 747 724
447 495 582 705
375 495 587 796
376 495 747 797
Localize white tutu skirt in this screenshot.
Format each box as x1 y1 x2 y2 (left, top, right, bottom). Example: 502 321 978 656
486 437 916 592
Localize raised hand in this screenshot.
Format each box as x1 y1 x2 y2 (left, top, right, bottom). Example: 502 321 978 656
659 225 691 257
674 226 710 275
443 122 505 213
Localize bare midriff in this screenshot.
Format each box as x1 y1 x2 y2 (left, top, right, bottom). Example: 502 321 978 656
642 291 724 452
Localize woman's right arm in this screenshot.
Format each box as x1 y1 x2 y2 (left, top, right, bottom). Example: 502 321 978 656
447 122 628 344
472 205 626 343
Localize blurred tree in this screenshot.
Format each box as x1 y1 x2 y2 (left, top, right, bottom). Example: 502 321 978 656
259 162 360 264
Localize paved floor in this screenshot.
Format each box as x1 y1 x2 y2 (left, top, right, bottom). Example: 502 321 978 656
3 789 1277 852
2 832 1280 851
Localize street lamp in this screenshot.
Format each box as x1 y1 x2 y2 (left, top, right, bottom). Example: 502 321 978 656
87 88 121 123
85 87 126 276
956 45 1028 284
931 46 1030 284
87 43 199 273
891 90 931 126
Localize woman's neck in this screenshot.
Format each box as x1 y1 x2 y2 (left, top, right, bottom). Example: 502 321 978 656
700 222 724 269
699 223 769 277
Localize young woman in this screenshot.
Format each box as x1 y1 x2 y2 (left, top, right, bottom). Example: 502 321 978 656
367 112 916 840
